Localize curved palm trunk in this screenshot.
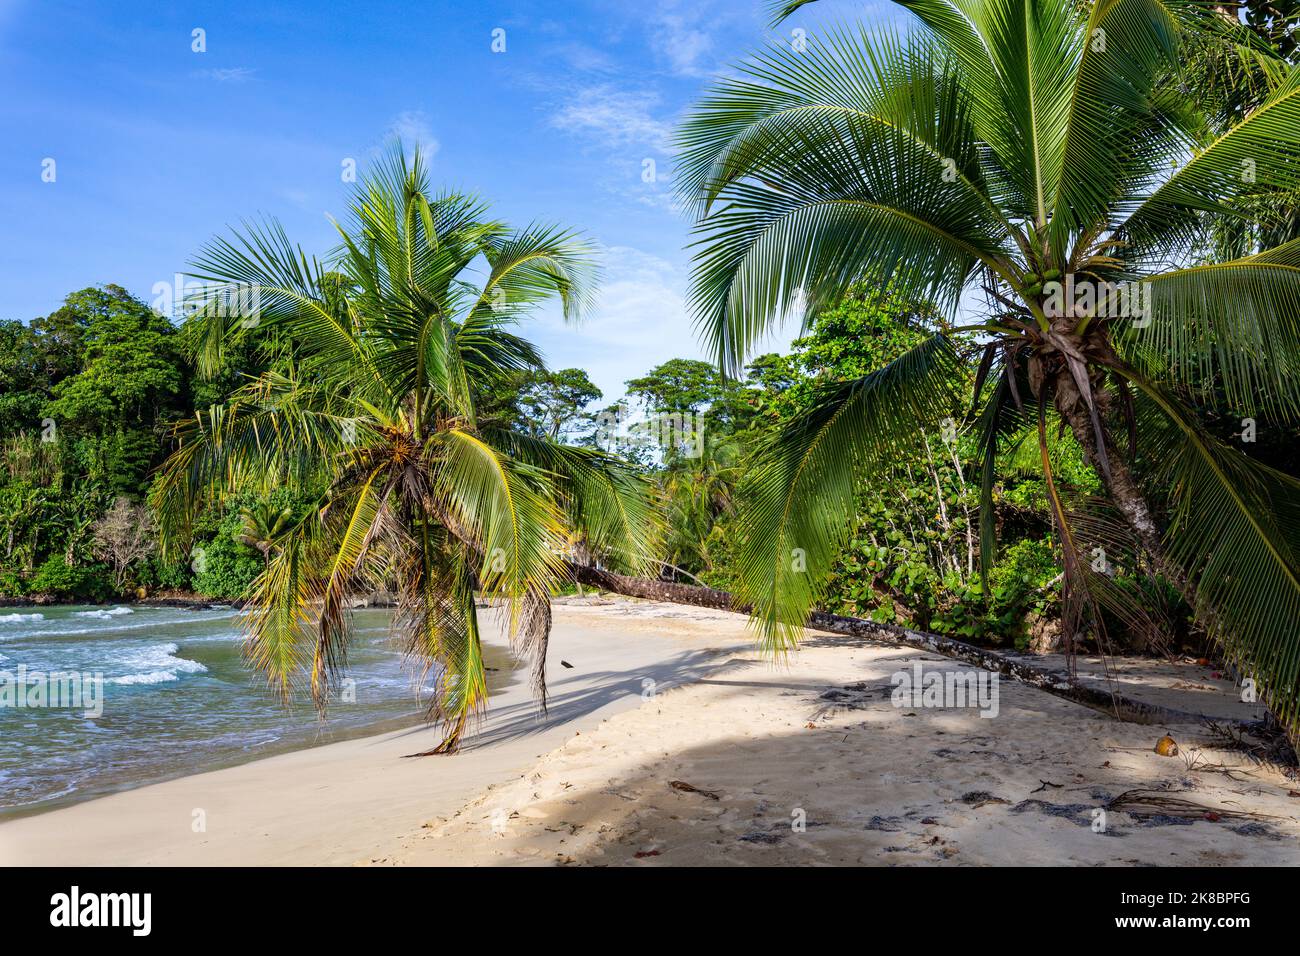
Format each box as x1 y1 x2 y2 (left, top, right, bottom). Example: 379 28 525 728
568 563 737 610
1055 375 1297 752
1053 373 1175 583
1059 410 1165 562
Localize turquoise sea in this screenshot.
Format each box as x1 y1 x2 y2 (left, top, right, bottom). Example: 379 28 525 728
0 604 509 817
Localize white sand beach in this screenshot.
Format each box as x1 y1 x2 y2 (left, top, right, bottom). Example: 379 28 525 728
3 598 1297 867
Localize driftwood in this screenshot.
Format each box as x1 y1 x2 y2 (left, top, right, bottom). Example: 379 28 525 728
567 564 1266 733
569 565 738 611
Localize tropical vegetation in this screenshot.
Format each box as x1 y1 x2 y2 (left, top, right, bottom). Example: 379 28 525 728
677 0 1300 736
3 0 1299 749
150 149 658 751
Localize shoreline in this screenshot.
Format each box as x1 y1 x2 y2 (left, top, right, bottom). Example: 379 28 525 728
2 597 1296 867
0 604 524 823
0 593 238 610
0 598 756 865
0 710 432 825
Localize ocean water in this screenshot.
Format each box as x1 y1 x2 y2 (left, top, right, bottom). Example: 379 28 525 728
0 604 512 817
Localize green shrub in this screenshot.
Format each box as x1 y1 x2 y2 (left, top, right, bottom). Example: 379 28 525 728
0 568 27 598
191 536 261 598
141 554 192 591
29 556 113 602
190 522 262 599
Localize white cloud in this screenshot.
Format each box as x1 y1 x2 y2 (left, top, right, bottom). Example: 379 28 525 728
193 67 257 83
652 13 714 77
279 187 311 208
528 244 798 397
593 247 690 348
550 86 674 153
551 41 619 73
527 246 693 396
384 110 440 158
634 188 688 216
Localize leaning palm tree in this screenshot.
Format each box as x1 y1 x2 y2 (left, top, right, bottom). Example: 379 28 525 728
153 148 658 753
679 0 1300 737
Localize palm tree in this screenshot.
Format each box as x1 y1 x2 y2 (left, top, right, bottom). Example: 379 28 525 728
1176 0 1300 259
662 434 742 576
236 502 294 569
152 148 658 753
679 0 1300 736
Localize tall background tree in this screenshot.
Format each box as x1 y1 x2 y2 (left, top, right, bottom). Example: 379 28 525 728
0 285 189 599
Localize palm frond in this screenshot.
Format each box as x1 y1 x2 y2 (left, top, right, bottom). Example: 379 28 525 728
767 0 823 25
472 223 598 323
433 428 566 623
1125 370 1300 731
150 376 364 557
733 335 960 649
677 25 1011 372
1047 0 1180 250
1127 237 1300 419
188 217 371 383
240 513 323 702
1118 67 1300 259
490 430 663 574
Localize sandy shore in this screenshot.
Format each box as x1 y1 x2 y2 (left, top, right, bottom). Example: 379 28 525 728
3 598 1298 866
0 598 753 865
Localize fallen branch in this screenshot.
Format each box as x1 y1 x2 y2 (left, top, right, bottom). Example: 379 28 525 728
1204 719 1298 770
1106 788 1277 822
668 780 721 800
1183 749 1255 782
566 563 1268 733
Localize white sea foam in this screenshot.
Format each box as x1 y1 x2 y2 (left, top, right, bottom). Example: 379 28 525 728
0 613 44 624
17 613 232 639
108 670 187 686
102 642 208 685
75 606 134 620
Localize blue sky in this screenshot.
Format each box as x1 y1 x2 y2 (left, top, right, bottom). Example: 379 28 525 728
0 0 893 399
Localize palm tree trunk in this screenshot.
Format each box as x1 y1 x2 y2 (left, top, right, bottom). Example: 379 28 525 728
1056 378 1299 754
1081 420 1164 555
1053 377 1175 583
568 564 738 610
565 563 1276 731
